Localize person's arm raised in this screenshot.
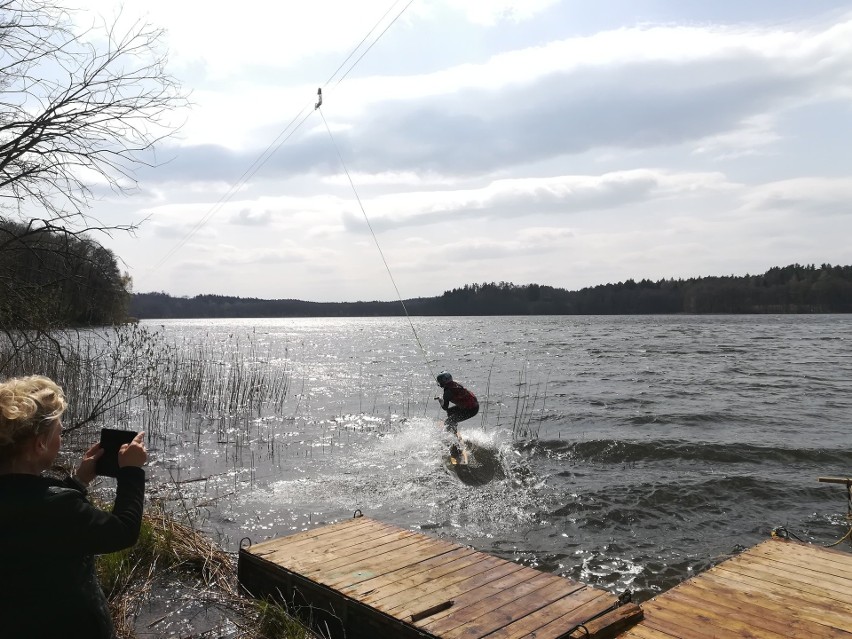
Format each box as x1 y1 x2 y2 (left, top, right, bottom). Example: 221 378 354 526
73 442 104 487
118 431 147 468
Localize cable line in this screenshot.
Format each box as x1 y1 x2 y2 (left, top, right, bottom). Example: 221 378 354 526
149 105 314 271
328 0 416 89
322 0 407 87
317 104 435 380
148 0 415 272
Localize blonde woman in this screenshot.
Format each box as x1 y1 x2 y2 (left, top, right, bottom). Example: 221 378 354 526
0 375 146 639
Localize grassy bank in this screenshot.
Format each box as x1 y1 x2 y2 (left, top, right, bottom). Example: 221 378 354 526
96 499 316 639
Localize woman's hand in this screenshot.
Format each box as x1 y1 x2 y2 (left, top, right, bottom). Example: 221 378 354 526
118 431 147 468
75 442 104 486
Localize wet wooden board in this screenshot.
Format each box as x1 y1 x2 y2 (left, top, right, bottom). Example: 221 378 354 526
619 537 852 639
238 515 640 639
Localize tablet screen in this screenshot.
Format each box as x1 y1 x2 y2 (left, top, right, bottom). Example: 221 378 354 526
95 428 138 477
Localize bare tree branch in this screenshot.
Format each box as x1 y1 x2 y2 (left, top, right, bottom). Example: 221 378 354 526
0 0 187 227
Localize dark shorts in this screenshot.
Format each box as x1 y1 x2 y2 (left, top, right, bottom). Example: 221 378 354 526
445 405 479 432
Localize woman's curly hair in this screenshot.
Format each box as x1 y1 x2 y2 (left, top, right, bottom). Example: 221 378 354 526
0 376 67 452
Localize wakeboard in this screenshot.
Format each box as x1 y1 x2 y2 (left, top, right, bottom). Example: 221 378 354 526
448 438 469 466
444 431 504 486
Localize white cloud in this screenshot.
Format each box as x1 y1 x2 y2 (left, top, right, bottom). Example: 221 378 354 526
692 121 783 159
742 177 852 215
217 246 338 266
80 4 852 300
358 18 852 98
339 170 733 232
231 208 273 226
321 170 434 187
152 221 217 240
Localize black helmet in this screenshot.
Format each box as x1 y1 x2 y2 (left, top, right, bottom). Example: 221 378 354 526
436 371 452 386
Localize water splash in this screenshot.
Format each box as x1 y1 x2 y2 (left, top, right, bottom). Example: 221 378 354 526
230 417 552 544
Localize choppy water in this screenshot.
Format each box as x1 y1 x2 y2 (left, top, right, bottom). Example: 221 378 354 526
139 315 852 601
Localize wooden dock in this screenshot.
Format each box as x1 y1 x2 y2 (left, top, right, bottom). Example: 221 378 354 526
619 536 852 638
238 515 641 639
239 516 852 639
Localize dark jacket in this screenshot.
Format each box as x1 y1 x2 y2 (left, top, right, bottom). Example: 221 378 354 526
442 380 478 410
0 467 145 639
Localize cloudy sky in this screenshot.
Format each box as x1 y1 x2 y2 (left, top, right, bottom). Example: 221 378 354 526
80 0 852 302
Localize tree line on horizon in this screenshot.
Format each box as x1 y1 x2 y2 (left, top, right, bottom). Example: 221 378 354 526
131 263 852 319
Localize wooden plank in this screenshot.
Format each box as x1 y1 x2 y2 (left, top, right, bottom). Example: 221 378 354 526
266 528 422 572
697 569 852 632
819 476 852 484
298 533 443 576
762 539 852 564
258 519 407 560
478 586 610 639
249 516 382 555
385 558 529 617
751 549 852 584
411 563 583 627
365 554 507 607
659 584 841 639
639 598 746 639
644 593 793 638
521 593 615 639
422 572 559 635
678 576 852 638
398 562 539 625
619 624 680 639
617 540 852 639
342 547 478 599
748 542 852 582
716 563 852 614
525 593 623 639
251 525 390 566
566 603 644 639
627 553 852 639
717 560 852 604
442 578 595 639
321 538 462 589
733 552 852 595
383 555 522 616
296 534 432 582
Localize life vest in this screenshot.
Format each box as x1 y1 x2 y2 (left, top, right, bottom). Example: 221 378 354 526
444 381 478 409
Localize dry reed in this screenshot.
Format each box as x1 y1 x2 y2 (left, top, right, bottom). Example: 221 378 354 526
97 498 318 639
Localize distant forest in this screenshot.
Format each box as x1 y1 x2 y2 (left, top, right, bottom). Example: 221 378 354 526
1 219 130 328
131 264 852 318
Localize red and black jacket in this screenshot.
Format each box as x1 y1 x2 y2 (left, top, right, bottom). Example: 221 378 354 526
442 381 478 410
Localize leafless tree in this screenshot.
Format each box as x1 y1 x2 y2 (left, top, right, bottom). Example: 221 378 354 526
0 0 186 429
0 0 187 228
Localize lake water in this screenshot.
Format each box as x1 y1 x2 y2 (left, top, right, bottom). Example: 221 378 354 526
138 314 852 602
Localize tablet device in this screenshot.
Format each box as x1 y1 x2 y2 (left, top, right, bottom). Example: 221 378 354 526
95 428 138 477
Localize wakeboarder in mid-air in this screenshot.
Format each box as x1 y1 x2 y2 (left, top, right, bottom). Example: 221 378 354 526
435 371 479 463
